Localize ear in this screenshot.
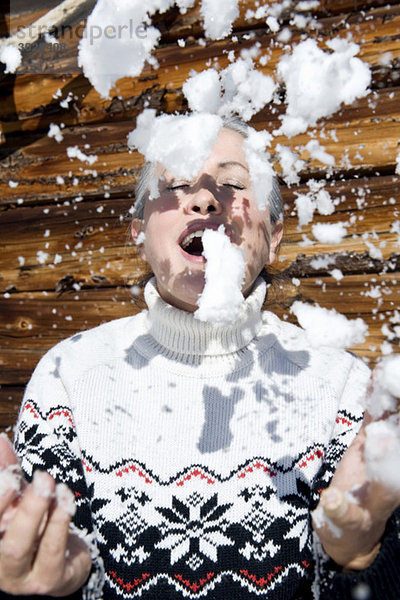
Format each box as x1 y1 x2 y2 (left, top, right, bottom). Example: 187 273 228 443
268 221 284 264
131 218 147 261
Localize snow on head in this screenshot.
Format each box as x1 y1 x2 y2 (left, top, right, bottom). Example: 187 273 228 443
243 128 274 211
0 45 22 74
277 38 371 136
291 301 368 349
195 225 245 324
127 110 222 181
200 0 239 40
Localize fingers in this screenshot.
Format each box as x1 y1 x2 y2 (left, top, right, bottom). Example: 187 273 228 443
0 471 56 580
32 491 74 592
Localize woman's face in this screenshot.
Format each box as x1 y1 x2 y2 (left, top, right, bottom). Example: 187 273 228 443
132 128 283 312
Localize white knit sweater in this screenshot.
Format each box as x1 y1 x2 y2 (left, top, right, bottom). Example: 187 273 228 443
16 277 396 600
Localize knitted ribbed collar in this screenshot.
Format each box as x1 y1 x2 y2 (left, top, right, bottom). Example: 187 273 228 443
144 277 267 357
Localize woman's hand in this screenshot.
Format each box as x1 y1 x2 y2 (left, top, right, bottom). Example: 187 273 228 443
0 435 91 596
312 410 400 571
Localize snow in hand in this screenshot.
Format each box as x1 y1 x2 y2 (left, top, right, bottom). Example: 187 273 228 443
277 38 371 136
364 354 400 419
194 226 245 324
362 355 400 490
291 301 368 349
365 419 400 492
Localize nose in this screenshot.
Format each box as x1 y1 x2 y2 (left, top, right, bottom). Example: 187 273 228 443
185 187 222 215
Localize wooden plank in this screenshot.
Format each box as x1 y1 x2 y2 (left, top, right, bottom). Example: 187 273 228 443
0 386 25 431
1 175 398 293
1 4 399 139
1 87 400 207
0 270 398 386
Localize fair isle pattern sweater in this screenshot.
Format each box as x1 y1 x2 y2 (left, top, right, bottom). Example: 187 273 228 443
14 278 400 600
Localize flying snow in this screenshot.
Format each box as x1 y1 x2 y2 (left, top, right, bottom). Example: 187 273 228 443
195 226 245 324
0 45 22 73
312 222 348 244
277 38 371 136
291 301 368 348
183 60 276 122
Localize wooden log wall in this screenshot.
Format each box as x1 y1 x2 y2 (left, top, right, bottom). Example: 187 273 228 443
1 0 399 435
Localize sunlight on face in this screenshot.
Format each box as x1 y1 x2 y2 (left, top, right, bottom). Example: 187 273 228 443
132 128 283 312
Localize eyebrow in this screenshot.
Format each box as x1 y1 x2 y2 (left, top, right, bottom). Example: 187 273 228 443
218 161 249 173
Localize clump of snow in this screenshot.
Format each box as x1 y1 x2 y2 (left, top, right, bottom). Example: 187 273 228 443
182 69 222 114
291 301 368 348
67 146 98 165
364 355 400 419
312 504 342 538
200 0 239 39
295 181 335 228
127 109 222 181
135 232 146 245
243 128 274 211
78 0 162 98
219 59 276 121
364 419 400 492
183 60 275 122
275 144 305 185
78 0 237 97
37 250 49 264
195 225 245 324
277 38 371 136
305 140 335 166
312 222 347 244
48 123 64 143
0 45 22 74
396 148 400 176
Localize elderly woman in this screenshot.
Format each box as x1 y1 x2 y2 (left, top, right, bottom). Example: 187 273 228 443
0 117 399 600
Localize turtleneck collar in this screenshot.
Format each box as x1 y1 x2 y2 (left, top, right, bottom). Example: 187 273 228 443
144 277 267 357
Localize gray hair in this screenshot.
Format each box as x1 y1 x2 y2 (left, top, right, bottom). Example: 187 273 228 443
132 116 283 224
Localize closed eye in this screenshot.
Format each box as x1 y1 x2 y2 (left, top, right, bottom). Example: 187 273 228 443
166 183 190 191
222 183 245 190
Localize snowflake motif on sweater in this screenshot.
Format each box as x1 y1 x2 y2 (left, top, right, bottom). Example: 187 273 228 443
15 277 396 600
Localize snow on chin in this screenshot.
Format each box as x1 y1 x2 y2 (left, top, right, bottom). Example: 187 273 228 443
277 38 371 137
291 301 368 349
364 419 400 491
194 226 245 324
127 110 223 181
364 355 400 419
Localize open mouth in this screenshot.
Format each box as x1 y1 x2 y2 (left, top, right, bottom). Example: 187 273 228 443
180 230 205 256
